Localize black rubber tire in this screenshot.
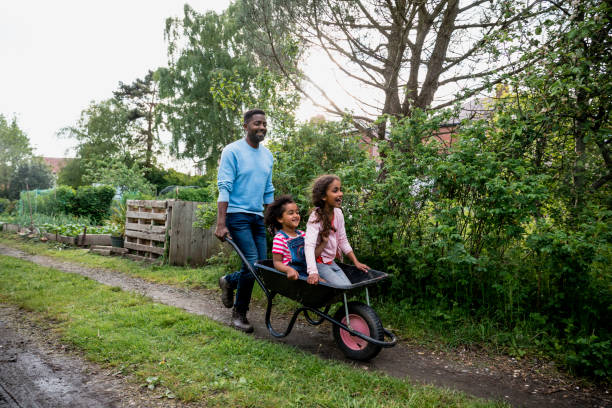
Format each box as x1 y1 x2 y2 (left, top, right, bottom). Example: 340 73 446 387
332 301 384 361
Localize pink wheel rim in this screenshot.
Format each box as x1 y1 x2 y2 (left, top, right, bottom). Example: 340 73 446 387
340 314 370 350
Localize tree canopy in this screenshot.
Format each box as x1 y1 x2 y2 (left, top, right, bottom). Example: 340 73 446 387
239 0 546 135
157 3 299 170
8 159 54 200
113 70 162 169
0 114 32 198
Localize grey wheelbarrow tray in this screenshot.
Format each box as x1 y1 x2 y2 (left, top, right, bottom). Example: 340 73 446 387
225 237 397 359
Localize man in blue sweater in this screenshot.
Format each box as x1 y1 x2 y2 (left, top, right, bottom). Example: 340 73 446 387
215 109 274 332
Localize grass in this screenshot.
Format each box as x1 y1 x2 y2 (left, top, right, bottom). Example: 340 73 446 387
0 232 548 360
0 254 505 407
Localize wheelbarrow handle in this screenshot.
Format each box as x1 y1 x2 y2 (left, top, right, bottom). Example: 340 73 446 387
224 236 270 298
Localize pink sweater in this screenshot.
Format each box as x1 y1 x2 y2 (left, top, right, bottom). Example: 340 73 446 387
304 207 353 275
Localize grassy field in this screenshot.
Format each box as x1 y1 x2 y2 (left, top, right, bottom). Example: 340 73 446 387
0 253 505 407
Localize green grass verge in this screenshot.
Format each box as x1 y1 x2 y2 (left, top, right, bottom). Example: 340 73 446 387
0 233 541 360
0 254 505 407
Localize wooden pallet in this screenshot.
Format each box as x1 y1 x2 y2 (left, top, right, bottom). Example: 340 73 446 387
124 200 170 262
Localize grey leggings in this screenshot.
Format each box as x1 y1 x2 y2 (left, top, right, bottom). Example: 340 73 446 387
316 261 352 288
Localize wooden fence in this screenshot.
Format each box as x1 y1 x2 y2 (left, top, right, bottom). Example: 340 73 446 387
124 199 221 266
168 200 221 266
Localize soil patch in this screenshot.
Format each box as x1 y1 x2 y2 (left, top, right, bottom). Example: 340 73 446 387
0 244 609 407
0 305 196 408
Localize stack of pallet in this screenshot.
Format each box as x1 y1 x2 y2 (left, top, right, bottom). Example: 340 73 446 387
124 200 170 262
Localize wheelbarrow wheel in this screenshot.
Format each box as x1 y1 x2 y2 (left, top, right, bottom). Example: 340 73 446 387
332 302 383 361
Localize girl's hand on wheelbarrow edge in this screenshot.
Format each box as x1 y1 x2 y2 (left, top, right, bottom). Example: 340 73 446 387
307 272 320 285
286 267 299 280
354 261 370 273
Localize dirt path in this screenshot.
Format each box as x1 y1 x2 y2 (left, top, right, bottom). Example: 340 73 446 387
0 304 195 408
0 244 609 408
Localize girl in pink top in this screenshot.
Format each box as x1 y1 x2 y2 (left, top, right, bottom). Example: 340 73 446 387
304 175 369 286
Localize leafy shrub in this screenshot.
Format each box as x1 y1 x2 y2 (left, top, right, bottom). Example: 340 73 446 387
18 186 75 217
40 222 114 237
121 191 155 203
237 112 612 380
176 187 213 202
109 201 126 237
73 185 115 224
54 185 76 214
0 198 10 213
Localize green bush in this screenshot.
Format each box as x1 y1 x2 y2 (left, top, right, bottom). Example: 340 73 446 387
54 185 76 214
121 191 156 203
176 187 213 202
73 185 115 224
18 187 76 217
0 198 10 214
245 112 611 380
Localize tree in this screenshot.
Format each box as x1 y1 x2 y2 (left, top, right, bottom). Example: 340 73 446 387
239 0 546 137
57 158 85 189
113 70 162 169
158 3 299 171
0 114 32 197
8 159 53 199
59 99 137 162
494 0 612 210
83 158 155 196
58 98 144 185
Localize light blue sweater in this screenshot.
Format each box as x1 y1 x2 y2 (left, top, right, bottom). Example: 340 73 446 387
217 138 275 216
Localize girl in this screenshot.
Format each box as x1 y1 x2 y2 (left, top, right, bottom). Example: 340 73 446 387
304 175 369 286
265 195 327 280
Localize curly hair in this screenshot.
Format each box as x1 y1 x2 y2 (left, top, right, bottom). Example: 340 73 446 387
264 195 295 235
310 174 340 238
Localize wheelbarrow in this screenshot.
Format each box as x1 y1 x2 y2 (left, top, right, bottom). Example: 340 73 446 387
225 237 397 361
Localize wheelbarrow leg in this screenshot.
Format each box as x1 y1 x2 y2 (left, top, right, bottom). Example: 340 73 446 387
343 293 351 328
265 292 301 338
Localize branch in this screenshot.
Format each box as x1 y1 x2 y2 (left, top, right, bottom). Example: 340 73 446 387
353 0 391 38
316 19 392 31
437 60 519 86
318 41 385 89
458 0 492 14
313 28 385 73
454 9 547 29
442 0 544 73
324 3 389 65
430 66 521 110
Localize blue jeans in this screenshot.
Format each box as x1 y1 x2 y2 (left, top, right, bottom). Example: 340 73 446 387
316 261 352 287
224 212 267 314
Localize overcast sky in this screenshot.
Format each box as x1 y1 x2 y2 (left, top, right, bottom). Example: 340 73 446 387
1 0 360 168
0 1 235 161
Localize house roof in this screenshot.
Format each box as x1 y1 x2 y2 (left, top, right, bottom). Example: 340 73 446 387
443 97 496 126
42 157 71 174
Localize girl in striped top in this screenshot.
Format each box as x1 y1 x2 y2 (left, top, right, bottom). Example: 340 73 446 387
264 195 326 280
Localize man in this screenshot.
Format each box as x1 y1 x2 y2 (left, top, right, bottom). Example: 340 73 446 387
215 109 274 333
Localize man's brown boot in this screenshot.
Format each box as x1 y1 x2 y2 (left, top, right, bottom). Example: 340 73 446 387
219 276 234 308
232 308 254 333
